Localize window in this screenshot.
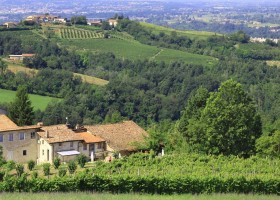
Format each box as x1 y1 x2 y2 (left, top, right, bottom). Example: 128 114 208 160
0 134 3 142
59 143 62 147
70 141 73 148
23 150 27 156
83 143 87 150
19 133 25 140
42 150 44 155
42 140 44 144
9 133 13 141
31 132 36 139
98 143 102 149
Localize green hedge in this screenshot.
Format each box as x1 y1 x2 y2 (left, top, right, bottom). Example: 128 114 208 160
0 173 279 194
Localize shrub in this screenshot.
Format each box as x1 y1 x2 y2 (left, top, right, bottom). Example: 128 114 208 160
68 160 77 174
31 171 38 179
77 154 87 168
53 157 61 169
58 167 67 177
28 160 36 171
42 163 51 176
15 164 24 177
4 160 16 171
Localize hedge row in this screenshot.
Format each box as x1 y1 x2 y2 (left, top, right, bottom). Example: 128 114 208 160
0 173 279 194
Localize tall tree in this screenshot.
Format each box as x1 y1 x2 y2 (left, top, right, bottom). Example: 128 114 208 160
202 79 262 157
0 58 7 75
9 86 34 126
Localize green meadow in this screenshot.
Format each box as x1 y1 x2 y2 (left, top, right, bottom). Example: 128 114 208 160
140 22 220 40
0 89 59 110
61 38 217 66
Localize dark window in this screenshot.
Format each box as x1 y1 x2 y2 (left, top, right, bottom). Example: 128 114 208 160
0 134 3 142
31 132 36 139
70 142 73 148
23 150 27 156
19 133 25 140
83 143 87 150
42 150 44 155
59 143 62 146
98 143 102 149
9 133 13 141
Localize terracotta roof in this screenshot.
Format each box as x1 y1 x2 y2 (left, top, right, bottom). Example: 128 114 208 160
85 121 148 152
0 115 41 132
78 132 105 143
38 125 82 144
22 54 35 57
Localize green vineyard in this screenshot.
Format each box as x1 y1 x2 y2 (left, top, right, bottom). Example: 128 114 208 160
60 28 104 39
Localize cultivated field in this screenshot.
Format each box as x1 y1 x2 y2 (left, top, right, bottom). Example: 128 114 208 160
140 22 220 40
59 28 104 39
62 38 217 66
0 89 59 110
1 193 279 200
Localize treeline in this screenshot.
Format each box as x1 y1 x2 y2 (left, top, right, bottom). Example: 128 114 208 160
115 19 280 60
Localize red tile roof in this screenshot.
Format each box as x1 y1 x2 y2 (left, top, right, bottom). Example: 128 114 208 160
0 115 40 132
85 121 148 151
79 132 105 143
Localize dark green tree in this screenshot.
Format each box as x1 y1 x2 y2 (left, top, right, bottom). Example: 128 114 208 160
0 58 7 75
202 79 262 157
9 86 34 126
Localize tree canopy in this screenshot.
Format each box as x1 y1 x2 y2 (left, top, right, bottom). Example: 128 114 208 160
9 86 34 126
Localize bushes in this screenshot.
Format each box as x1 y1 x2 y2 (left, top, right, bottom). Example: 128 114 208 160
0 174 279 194
42 163 51 176
28 160 36 171
53 157 61 169
15 164 24 177
58 167 67 177
77 154 87 168
68 160 77 174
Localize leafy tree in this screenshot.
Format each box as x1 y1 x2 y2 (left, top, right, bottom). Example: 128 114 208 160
53 157 61 169
256 130 280 158
9 86 34 126
58 167 67 177
42 163 51 176
27 160 35 171
15 163 24 177
68 160 77 174
71 16 87 25
77 154 87 168
0 58 7 75
201 79 262 157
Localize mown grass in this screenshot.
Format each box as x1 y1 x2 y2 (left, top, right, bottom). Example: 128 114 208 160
266 60 280 68
1 193 279 200
140 22 220 40
0 89 59 110
61 38 217 66
6 61 108 86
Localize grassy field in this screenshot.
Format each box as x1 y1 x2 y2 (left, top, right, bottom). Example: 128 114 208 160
140 22 220 40
0 89 59 110
1 193 279 200
61 38 217 66
266 60 280 68
6 61 108 86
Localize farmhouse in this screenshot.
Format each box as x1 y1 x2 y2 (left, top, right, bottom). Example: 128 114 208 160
37 124 106 164
3 22 17 28
85 121 148 157
108 19 118 27
9 54 35 61
0 115 41 163
0 115 148 164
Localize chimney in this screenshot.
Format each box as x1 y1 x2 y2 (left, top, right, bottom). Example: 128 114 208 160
45 131 49 138
37 122 43 126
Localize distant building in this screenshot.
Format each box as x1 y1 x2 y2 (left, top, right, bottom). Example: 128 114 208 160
3 22 17 28
108 19 118 27
88 19 102 26
9 54 35 61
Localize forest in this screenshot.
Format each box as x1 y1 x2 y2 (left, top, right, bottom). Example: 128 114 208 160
0 18 279 159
